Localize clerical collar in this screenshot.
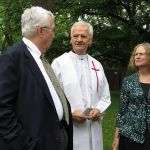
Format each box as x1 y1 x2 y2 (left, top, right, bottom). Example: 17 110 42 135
69 51 88 60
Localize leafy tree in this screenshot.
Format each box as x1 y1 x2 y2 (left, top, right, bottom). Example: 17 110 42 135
55 0 150 68
0 0 32 52
0 0 149 70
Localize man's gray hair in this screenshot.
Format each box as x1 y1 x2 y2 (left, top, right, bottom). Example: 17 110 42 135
21 6 54 38
71 21 93 38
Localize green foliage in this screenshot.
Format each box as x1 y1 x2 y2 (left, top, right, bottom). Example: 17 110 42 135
0 0 32 51
55 0 150 68
46 10 72 61
0 0 149 69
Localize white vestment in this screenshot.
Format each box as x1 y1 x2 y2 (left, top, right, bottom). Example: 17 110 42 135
51 51 111 150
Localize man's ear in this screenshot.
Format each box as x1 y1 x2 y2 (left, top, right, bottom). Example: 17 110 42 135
37 27 44 38
70 39 72 44
88 38 92 47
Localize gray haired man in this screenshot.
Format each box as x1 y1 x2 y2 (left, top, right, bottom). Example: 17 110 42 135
0 6 73 150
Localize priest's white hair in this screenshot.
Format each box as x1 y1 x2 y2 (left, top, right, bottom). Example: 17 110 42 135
71 21 93 38
21 6 54 38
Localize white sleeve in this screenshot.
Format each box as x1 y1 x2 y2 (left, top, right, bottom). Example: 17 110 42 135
95 66 111 113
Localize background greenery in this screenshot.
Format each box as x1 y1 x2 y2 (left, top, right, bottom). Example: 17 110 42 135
0 1 146 149
103 91 119 150
0 1 148 146
0 0 149 71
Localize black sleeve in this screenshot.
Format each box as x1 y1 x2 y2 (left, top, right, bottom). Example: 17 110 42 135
0 54 28 150
67 102 73 150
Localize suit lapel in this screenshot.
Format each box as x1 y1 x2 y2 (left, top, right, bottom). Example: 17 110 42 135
21 42 56 110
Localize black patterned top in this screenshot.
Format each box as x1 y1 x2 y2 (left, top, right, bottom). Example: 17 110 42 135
140 82 150 102
140 82 150 134
116 73 150 144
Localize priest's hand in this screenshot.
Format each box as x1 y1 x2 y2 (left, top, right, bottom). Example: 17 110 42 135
72 109 86 123
89 108 102 121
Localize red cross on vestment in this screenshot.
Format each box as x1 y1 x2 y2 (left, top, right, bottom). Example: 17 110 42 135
91 61 99 92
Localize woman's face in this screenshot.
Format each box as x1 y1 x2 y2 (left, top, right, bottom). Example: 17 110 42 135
134 46 150 68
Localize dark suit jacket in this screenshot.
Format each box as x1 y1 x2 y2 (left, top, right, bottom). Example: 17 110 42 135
0 41 73 150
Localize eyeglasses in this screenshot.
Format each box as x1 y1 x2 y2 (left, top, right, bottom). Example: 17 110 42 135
42 26 55 32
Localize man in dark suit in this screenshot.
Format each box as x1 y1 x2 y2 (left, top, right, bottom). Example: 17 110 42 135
0 6 73 150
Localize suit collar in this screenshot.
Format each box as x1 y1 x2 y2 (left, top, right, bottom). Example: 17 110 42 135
22 37 41 59
21 41 57 111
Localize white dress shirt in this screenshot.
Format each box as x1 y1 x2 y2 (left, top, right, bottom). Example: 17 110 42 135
22 37 63 120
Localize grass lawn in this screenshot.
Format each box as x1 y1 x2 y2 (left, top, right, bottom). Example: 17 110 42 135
102 91 120 150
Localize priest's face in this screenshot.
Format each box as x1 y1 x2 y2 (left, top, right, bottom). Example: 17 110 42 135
70 25 92 55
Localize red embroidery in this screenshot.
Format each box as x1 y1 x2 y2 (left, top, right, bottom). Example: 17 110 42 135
91 61 99 92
